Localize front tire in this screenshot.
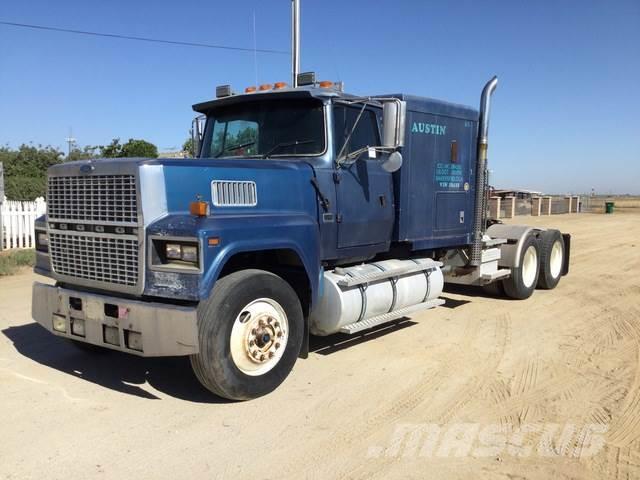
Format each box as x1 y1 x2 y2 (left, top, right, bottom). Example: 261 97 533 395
190 269 303 401
502 234 540 300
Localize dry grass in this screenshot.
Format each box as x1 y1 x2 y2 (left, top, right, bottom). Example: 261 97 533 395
0 249 35 276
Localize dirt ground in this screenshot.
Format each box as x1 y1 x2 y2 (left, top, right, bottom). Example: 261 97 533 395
1 212 639 480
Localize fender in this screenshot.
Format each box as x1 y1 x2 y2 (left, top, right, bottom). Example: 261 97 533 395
486 224 541 269
198 213 321 305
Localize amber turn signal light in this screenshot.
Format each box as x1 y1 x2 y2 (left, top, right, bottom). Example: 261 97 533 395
189 201 209 217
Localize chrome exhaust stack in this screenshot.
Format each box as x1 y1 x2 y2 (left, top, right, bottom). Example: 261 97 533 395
470 76 498 266
291 0 300 87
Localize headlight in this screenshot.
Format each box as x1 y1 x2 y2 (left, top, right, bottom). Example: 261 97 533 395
181 246 198 263
151 238 200 270
165 243 182 260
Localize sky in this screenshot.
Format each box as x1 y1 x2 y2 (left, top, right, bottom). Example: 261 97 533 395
0 0 638 194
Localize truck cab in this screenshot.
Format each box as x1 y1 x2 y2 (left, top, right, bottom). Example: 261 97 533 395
31 75 570 400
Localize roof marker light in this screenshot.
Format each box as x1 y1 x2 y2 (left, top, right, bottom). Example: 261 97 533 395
297 71 315 86
318 80 333 88
216 85 232 98
245 86 257 93
258 84 272 91
273 81 288 89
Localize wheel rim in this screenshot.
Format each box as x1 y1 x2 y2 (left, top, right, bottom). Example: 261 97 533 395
521 245 538 288
549 239 563 279
230 298 289 377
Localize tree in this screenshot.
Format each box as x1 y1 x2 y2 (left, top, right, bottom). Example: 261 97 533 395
99 138 123 158
183 137 195 157
98 138 158 158
120 139 158 158
67 145 99 162
0 144 63 200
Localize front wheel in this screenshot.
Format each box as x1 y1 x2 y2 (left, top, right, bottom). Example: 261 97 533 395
502 233 540 300
190 269 303 401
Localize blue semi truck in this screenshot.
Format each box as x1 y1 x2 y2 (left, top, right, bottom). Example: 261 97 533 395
31 73 570 400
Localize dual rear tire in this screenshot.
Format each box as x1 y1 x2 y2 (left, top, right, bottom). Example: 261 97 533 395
487 229 565 300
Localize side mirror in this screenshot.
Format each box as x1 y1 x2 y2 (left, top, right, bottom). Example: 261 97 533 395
382 100 407 149
191 115 205 157
381 151 403 173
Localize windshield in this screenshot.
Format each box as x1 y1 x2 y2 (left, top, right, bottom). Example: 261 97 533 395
199 98 325 158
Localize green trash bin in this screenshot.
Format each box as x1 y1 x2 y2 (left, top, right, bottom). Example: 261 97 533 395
605 201 615 214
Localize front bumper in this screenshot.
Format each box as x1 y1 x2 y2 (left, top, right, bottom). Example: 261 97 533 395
31 282 199 357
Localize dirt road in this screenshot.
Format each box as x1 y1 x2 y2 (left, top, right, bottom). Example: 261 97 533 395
1 212 639 479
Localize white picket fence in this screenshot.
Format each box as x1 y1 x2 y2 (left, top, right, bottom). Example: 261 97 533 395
0 197 47 250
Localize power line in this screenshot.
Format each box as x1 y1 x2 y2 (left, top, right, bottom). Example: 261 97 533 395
0 20 289 55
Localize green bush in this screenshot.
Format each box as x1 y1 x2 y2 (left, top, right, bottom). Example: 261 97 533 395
0 144 63 200
0 249 35 276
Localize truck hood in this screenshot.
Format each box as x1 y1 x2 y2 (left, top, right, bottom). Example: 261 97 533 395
49 157 319 225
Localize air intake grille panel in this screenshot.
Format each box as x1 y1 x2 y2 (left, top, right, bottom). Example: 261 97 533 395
211 180 257 207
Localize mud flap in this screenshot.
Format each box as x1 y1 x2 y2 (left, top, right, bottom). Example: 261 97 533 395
562 233 571 276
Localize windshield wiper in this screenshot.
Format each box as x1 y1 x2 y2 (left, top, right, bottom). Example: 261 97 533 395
214 140 255 158
261 139 314 159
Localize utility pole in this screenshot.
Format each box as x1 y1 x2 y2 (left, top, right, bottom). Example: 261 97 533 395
291 0 300 87
65 128 76 160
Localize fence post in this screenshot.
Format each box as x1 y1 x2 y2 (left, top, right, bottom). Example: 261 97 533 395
531 197 542 216
0 197 4 251
502 196 515 219
489 196 501 220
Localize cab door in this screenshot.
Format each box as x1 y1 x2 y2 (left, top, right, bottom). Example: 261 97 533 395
333 104 394 249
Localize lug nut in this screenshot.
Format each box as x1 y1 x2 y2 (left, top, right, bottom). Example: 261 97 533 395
277 332 283 338
249 340 255 347
251 329 257 335
269 352 274 359
274 322 280 328
260 354 265 361
275 342 281 349
253 351 259 358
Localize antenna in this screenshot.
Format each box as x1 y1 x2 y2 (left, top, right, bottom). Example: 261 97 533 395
291 0 300 87
252 10 258 86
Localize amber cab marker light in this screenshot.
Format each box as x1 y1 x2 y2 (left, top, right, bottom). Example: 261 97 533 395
258 83 272 91
273 81 288 89
208 237 221 247
245 86 257 93
190 201 208 217
318 80 333 88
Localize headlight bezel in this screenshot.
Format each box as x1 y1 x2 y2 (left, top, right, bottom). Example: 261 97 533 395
149 236 202 273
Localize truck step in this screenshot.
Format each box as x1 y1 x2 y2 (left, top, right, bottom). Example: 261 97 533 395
480 268 511 283
335 259 442 288
339 299 445 334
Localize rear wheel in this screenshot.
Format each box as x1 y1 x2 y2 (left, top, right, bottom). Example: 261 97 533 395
537 230 565 289
190 269 303 401
503 234 540 300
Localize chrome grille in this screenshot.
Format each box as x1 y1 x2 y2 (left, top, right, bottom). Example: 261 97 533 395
47 175 138 224
211 180 257 207
49 232 139 287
